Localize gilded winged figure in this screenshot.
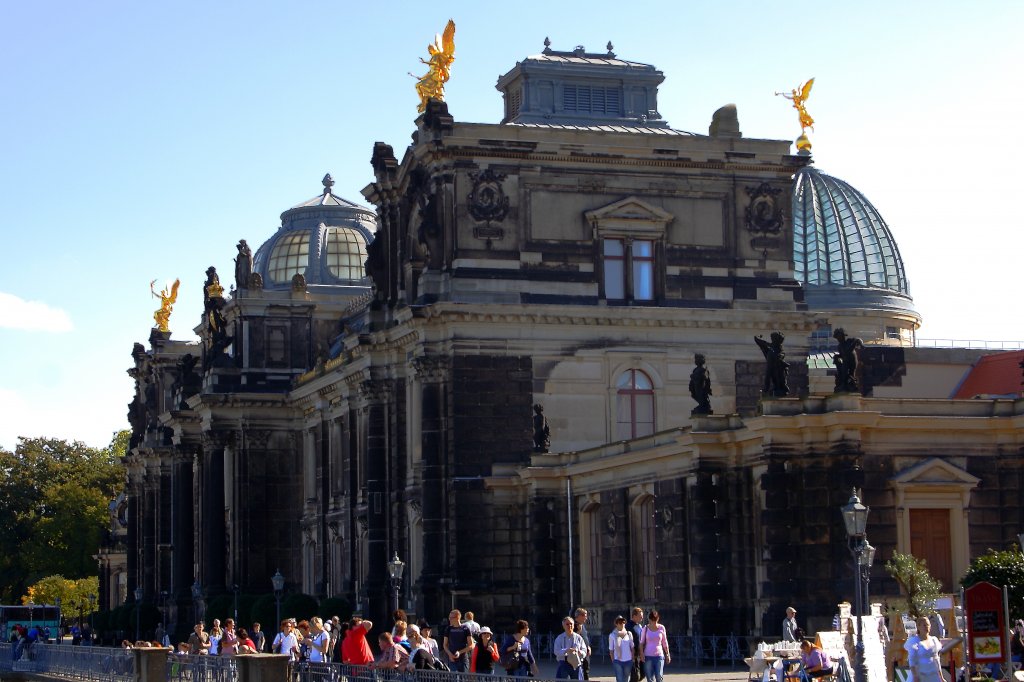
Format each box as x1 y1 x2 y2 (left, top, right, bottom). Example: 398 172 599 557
412 19 456 113
151 278 180 332
777 78 815 132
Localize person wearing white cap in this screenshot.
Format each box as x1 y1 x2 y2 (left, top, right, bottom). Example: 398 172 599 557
471 627 499 674
782 607 799 642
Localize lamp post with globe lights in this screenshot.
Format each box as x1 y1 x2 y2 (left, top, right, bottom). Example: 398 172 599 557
387 553 405 615
841 490 871 682
272 571 285 627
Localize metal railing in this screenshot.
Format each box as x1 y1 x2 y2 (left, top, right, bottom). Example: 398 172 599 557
166 653 238 682
0 642 136 682
288 662 555 682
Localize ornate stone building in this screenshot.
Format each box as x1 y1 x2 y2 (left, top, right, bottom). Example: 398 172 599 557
115 44 1024 640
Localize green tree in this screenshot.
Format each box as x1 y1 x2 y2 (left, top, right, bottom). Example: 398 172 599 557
22 575 99 620
885 552 943 619
960 548 1024 622
0 432 126 601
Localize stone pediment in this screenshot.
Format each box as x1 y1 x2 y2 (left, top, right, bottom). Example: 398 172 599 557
891 458 979 487
585 196 674 234
890 457 979 507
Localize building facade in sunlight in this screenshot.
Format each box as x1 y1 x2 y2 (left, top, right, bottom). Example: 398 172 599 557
111 43 1024 641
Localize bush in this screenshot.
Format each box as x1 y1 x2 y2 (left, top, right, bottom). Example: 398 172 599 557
318 596 352 622
281 593 319 622
205 595 233 625
250 594 278 632
960 549 1024 622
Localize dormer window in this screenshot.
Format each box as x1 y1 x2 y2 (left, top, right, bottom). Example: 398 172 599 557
586 197 673 304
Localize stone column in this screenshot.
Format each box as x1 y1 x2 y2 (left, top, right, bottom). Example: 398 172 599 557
359 376 393 625
201 435 227 594
171 450 195 635
413 356 450 618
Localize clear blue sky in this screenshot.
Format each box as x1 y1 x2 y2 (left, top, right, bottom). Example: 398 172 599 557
1 1 1021 450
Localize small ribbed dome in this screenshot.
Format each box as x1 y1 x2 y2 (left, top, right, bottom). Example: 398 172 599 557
253 174 376 290
793 166 909 294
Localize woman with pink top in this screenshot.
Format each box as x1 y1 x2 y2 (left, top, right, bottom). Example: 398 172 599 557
638 610 671 682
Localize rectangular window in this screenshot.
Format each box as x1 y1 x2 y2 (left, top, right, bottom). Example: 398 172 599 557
602 238 657 302
632 240 654 300
604 239 626 299
631 497 657 601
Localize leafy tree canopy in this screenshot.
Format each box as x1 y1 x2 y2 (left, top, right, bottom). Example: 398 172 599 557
960 548 1024 622
22 575 100 617
0 432 126 602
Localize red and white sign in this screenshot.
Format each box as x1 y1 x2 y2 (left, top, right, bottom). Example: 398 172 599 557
964 581 1004 662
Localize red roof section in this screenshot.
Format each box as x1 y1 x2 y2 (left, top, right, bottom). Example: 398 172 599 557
953 350 1024 398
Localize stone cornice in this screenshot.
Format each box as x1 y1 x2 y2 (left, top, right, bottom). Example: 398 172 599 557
413 302 816 332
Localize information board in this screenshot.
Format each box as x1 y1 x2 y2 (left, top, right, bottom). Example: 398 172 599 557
964 581 1005 662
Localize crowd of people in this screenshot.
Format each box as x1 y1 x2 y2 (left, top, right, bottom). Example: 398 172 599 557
161 605 673 682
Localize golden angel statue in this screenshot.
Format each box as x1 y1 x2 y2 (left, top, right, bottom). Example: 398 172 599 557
777 78 815 133
151 278 180 332
411 19 456 113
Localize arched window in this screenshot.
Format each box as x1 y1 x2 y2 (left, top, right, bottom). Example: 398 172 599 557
616 369 655 440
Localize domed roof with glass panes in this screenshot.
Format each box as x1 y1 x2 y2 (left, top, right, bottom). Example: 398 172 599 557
252 174 376 291
793 165 918 320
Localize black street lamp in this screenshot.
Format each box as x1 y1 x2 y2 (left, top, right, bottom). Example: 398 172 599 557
28 600 35 632
134 586 144 642
233 584 240 623
87 593 96 645
387 552 405 616
860 541 876 615
271 570 285 628
841 490 870 682
55 597 62 643
191 580 203 625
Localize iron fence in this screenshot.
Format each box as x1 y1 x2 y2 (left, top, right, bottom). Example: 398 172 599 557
0 643 135 682
166 653 239 682
288 662 555 682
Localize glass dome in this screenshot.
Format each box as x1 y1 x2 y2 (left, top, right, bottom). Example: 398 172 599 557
793 166 909 294
253 174 376 290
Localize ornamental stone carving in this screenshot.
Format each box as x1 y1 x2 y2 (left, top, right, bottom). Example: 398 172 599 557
412 355 451 383
744 182 784 234
467 169 510 223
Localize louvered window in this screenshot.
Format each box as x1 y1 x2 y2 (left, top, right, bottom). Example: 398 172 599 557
563 84 621 114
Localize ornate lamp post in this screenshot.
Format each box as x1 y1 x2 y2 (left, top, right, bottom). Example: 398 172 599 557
134 586 144 642
28 599 35 632
87 593 96 644
841 490 870 682
860 541 876 616
271 570 285 628
191 580 203 625
233 584 240 623
55 596 62 642
387 553 405 615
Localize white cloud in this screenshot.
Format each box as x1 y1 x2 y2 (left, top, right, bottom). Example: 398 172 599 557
0 291 74 332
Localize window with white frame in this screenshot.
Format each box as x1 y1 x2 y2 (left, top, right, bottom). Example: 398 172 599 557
616 369 655 440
